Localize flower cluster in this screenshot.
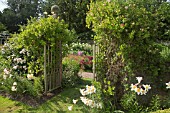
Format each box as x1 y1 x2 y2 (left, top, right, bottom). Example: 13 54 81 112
166 82 170 89
11 82 17 91
80 85 96 95
80 96 102 109
68 85 102 111
130 77 151 95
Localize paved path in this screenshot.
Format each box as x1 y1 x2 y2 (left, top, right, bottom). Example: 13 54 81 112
78 72 94 79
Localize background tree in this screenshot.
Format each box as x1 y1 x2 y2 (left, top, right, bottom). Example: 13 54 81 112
0 0 41 33
42 0 94 41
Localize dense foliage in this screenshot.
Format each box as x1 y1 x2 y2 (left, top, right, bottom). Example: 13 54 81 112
87 0 170 112
0 16 75 97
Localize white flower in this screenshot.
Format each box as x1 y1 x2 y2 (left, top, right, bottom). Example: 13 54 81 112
4 68 10 75
19 48 26 54
27 74 34 80
11 86 17 91
80 89 86 96
96 103 102 109
143 84 151 91
130 84 137 91
3 75 7 79
166 82 170 89
135 88 141 95
140 89 147 95
13 82 17 86
43 12 48 15
9 74 13 78
68 105 73 111
80 97 88 104
13 65 18 70
86 85 96 94
23 66 27 70
73 99 78 104
136 77 143 84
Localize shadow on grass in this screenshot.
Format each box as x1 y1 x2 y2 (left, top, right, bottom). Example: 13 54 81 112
17 78 93 113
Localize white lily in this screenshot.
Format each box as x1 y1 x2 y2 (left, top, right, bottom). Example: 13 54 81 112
166 82 170 89
68 105 73 111
136 77 143 84
73 99 78 104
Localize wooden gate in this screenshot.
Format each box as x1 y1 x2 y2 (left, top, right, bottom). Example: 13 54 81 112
44 40 62 93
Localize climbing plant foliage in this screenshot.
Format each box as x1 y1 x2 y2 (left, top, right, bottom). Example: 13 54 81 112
0 16 75 97
86 0 170 110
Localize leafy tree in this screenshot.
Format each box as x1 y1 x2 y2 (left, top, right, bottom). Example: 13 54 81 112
43 0 93 41
0 0 41 32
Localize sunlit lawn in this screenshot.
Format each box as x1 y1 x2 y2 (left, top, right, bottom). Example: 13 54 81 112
0 78 170 113
0 79 92 113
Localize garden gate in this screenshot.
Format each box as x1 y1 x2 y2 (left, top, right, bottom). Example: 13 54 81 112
44 40 62 93
43 5 62 94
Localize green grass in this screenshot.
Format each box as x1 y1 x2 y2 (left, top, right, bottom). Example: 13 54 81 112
0 78 169 113
0 79 92 113
151 109 170 113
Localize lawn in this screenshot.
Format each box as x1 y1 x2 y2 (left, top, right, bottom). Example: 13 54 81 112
0 79 92 113
0 78 170 113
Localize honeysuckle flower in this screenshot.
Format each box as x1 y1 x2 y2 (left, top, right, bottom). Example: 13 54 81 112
13 82 17 86
166 82 170 89
27 74 34 80
11 86 17 91
136 77 143 84
68 105 73 111
73 99 78 104
143 84 151 91
4 68 10 75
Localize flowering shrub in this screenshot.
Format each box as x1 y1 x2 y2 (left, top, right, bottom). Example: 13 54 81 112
69 42 92 56
0 41 43 97
62 57 81 88
0 16 75 97
80 56 93 71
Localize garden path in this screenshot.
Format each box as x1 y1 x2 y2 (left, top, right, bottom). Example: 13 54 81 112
79 72 94 79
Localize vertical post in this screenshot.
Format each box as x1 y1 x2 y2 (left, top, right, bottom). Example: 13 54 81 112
44 44 47 94
93 41 96 81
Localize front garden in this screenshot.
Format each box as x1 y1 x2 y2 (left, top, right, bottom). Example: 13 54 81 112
0 0 170 113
